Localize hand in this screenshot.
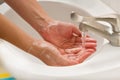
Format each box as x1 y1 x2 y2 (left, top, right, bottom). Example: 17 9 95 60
28 39 96 66
40 21 96 49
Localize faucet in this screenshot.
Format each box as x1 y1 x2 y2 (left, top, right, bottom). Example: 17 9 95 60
71 11 120 47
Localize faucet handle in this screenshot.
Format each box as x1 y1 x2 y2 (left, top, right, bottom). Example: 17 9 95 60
71 11 120 33
71 11 95 22
95 14 120 33
71 12 120 47
71 11 111 32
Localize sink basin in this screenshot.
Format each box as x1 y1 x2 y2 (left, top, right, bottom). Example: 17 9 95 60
0 0 120 80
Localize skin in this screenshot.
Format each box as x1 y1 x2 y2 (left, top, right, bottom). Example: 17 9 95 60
2 0 97 66
28 40 96 66
0 14 96 66
4 0 96 49
0 14 34 51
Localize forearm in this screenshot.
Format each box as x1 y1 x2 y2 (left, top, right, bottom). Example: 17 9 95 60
4 0 53 33
0 14 34 51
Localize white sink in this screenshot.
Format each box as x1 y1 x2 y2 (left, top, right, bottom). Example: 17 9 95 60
0 0 120 80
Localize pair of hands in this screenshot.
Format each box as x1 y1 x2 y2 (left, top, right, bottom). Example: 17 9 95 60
29 21 96 66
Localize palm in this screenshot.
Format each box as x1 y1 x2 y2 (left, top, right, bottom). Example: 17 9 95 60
41 21 82 49
30 40 96 66
38 21 97 66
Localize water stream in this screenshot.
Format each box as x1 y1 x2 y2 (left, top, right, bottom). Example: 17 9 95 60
80 25 87 54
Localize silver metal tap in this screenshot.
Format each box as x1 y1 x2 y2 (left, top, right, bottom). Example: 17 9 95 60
71 11 120 47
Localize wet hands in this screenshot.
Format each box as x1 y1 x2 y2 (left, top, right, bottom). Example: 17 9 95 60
28 38 96 66
28 40 79 66
59 36 96 64
35 21 96 66
40 21 96 49
40 21 82 49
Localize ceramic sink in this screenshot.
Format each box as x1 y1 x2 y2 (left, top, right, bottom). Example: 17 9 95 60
0 0 120 80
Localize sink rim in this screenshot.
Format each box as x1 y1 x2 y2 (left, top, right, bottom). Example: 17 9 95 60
0 0 110 79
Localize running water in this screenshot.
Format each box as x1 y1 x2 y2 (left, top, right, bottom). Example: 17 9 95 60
80 25 87 53
81 27 86 49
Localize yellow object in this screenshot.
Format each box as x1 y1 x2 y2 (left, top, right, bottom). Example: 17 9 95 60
0 73 11 78
0 67 15 80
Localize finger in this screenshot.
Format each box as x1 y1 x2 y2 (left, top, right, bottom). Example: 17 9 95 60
85 37 97 42
85 43 97 48
77 50 94 63
76 49 86 56
86 49 95 53
72 26 81 37
86 48 96 51
71 43 82 48
65 47 82 54
75 36 97 43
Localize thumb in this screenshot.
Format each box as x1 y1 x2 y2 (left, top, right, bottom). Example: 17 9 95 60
72 26 81 37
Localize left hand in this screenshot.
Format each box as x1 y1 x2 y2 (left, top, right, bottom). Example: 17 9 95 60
40 21 96 49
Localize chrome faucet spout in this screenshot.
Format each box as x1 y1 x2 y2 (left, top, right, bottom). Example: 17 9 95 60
71 12 120 47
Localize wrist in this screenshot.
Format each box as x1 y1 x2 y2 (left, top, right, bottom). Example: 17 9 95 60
27 39 46 58
38 20 58 37
34 15 54 32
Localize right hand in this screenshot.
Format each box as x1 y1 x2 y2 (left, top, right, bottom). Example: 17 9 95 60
28 39 96 66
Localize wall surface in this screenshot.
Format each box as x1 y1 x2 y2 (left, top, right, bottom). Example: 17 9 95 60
101 0 120 14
